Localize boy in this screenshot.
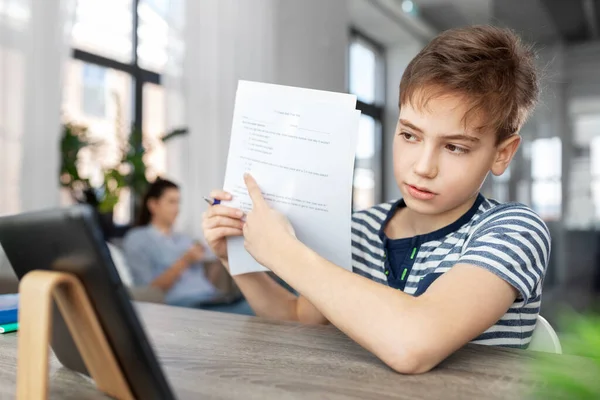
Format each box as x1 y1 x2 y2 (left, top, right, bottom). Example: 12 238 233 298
202 25 550 374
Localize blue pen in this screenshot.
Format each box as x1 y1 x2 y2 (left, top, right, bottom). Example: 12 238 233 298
203 196 221 206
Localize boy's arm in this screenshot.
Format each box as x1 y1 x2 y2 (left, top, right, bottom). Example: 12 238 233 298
223 261 328 324
264 242 517 374
242 174 549 375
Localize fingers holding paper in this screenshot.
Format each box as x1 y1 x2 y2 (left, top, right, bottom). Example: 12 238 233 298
242 173 297 269
202 191 245 266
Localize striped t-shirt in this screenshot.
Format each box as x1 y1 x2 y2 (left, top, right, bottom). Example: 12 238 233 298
351 193 551 349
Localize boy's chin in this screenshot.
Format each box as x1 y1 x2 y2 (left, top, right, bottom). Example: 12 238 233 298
402 195 444 215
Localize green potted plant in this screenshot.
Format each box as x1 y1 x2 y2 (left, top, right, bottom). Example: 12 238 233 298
531 309 600 399
120 124 188 218
59 116 188 236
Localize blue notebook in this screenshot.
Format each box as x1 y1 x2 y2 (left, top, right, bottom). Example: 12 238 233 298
0 294 18 325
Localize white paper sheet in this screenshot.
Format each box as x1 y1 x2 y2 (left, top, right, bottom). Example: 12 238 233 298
222 81 360 275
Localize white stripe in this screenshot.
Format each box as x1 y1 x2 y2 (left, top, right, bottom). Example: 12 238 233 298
364 206 388 221
410 254 460 270
404 286 417 295
483 324 535 334
523 300 541 310
470 337 524 346
497 313 538 322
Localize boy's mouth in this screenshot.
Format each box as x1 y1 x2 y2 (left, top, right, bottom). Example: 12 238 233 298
405 184 437 200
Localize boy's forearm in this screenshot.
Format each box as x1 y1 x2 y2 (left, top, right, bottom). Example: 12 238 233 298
268 240 425 372
232 271 300 321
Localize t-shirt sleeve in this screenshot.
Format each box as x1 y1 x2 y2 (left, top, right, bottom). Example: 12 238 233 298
458 204 551 305
122 232 156 286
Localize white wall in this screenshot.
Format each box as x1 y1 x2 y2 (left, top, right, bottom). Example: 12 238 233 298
566 42 600 101
273 0 348 92
168 0 350 239
383 42 423 201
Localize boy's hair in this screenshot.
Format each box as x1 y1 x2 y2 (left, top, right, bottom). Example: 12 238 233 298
399 25 539 144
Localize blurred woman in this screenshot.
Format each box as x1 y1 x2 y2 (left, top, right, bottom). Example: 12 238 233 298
123 178 226 308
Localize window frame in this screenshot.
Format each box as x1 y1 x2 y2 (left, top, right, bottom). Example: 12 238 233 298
348 27 386 208
72 0 161 150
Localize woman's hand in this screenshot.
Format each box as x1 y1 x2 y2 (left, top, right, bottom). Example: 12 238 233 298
242 174 297 270
183 242 206 264
202 190 245 267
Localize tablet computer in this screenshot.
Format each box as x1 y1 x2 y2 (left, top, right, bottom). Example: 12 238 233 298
0 205 176 399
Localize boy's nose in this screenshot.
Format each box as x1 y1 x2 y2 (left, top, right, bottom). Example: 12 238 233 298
413 149 439 179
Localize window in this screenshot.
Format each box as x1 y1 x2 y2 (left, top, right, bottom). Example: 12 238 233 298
71 0 133 63
564 113 600 228
349 30 384 211
63 0 169 224
531 137 562 221
81 63 108 118
143 83 167 180
592 136 600 222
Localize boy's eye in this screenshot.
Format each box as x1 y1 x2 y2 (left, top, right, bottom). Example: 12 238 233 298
446 144 469 154
400 132 418 142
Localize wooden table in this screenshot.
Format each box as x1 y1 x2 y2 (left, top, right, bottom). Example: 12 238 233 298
0 302 591 399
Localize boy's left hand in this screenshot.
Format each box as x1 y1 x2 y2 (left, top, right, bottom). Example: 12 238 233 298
242 173 297 269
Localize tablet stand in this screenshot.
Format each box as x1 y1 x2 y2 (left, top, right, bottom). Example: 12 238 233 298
16 270 134 400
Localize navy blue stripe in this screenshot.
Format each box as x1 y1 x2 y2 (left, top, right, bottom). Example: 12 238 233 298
416 251 461 263
473 343 526 349
353 209 386 225
352 253 384 274
475 210 550 254
429 241 466 251
475 331 525 340
352 217 380 236
351 240 384 262
351 227 382 250
529 293 542 303
495 318 537 327
509 306 540 314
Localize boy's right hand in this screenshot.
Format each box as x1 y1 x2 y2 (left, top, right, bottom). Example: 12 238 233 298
201 190 245 267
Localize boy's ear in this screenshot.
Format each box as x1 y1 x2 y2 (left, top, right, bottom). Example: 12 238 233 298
491 134 521 176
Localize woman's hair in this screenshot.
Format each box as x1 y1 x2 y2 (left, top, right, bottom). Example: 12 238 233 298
136 177 179 226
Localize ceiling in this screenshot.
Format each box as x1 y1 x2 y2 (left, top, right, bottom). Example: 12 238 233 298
413 0 600 45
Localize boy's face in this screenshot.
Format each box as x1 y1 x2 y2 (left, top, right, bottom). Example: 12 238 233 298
393 93 518 216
